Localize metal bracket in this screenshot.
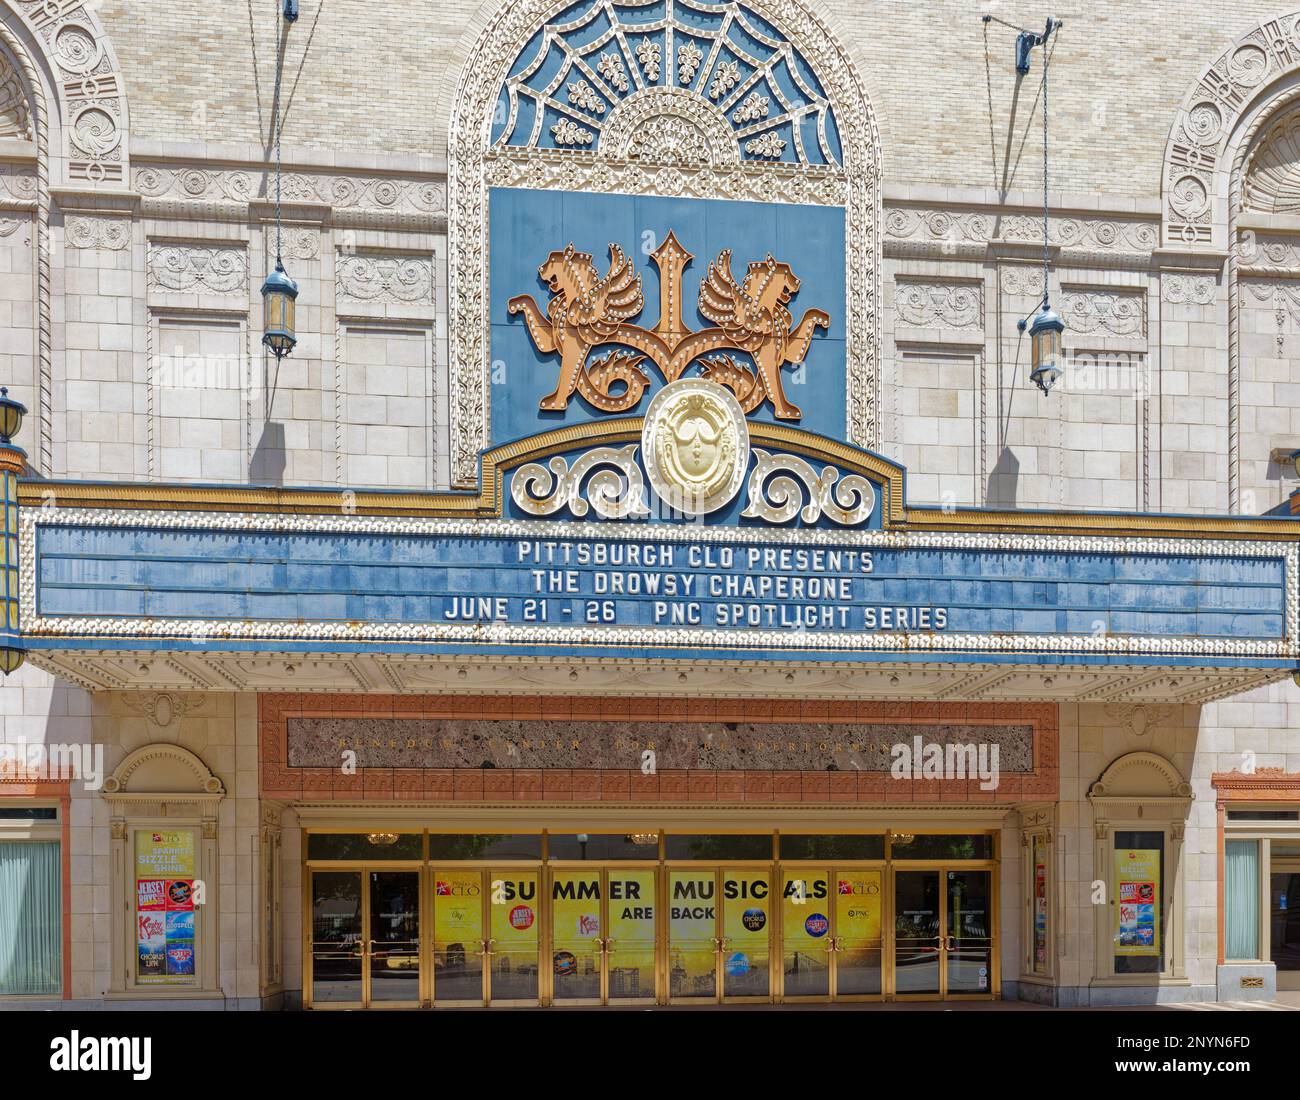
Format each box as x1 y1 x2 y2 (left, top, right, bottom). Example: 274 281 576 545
1015 17 1059 76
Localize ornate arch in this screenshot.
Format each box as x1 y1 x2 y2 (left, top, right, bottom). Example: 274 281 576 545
445 0 882 488
0 3 130 475
1089 751 1192 803
1161 10 1300 248
2 1 130 187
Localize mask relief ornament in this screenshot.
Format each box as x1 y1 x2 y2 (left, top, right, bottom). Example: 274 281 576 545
641 379 750 516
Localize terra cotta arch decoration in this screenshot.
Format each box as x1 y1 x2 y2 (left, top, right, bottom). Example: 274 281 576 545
443 0 882 488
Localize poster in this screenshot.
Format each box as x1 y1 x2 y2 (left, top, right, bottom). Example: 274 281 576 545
1114 848 1161 957
551 872 602 984
134 830 196 985
668 871 717 997
834 871 882 944
1033 835 1048 973
721 872 770 993
782 871 831 946
605 871 656 999
489 873 539 950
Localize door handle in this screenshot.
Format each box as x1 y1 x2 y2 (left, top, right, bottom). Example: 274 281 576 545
479 938 494 957
945 935 956 952
602 937 615 954
711 937 724 953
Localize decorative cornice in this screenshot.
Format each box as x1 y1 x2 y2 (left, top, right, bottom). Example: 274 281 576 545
1212 767 1300 801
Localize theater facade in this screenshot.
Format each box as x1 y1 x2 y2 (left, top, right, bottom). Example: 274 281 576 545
1 0 1300 1010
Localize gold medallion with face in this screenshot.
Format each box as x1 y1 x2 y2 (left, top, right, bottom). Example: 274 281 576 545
642 379 749 516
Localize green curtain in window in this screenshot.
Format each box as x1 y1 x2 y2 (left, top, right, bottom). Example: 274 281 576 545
0 840 61 995
1225 839 1260 961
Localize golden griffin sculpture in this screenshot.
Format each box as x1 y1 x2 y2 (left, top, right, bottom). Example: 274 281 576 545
507 231 829 419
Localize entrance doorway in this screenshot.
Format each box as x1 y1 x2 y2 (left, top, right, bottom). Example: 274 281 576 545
302 828 1000 1007
1272 848 1300 991
550 867 658 1004
892 868 994 999
667 867 773 1003
430 868 541 1006
779 867 883 1000
309 869 421 1008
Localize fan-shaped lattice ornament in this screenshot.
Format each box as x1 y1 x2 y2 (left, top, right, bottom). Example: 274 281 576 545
1244 108 1300 215
492 0 842 167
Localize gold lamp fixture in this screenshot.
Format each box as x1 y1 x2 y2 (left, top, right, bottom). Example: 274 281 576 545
366 832 399 847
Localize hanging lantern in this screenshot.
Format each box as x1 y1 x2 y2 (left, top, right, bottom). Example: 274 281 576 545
0 387 25 442
260 260 299 360
1028 301 1064 395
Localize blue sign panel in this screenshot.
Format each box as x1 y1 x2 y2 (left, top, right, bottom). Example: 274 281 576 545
23 516 1295 668
489 188 847 444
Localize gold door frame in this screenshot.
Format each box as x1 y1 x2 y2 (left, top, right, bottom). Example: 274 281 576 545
427 865 491 1008
888 862 1000 1002
664 863 775 1005
484 865 545 1008
776 862 888 1003
303 864 425 1010
547 863 662 1006
300 825 1002 1008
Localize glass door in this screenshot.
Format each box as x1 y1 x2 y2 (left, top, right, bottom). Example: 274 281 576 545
488 870 540 1005
781 868 831 999
832 868 884 998
431 868 486 1005
945 869 993 997
551 869 603 1004
668 869 719 1002
550 867 659 1004
368 871 420 1006
893 869 941 997
893 867 994 999
720 869 771 1001
1271 855 1300 990
310 871 363 1007
605 869 657 1004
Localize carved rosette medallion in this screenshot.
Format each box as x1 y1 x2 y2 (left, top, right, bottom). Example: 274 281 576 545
641 378 749 516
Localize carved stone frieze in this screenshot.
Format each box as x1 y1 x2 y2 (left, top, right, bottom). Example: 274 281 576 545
336 252 434 306
1161 271 1217 305
12 0 130 185
894 280 983 330
1242 278 1300 357
0 54 30 139
133 165 446 216
67 213 129 250
1163 14 1300 245
147 244 247 294
999 265 1045 297
1058 288 1147 337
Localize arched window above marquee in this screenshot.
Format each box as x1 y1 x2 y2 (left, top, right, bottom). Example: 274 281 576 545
446 0 881 489
489 0 842 167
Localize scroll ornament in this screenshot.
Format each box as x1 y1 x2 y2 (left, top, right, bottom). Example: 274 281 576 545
510 444 650 520
741 449 876 525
